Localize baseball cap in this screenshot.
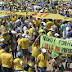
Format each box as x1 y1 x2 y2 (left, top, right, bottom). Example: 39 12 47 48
53 52 59 58
17 52 22 57
0 38 5 42
42 48 47 53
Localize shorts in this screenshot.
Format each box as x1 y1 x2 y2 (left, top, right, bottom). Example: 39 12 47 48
21 49 29 56
53 66 61 72
39 67 47 72
2 67 13 72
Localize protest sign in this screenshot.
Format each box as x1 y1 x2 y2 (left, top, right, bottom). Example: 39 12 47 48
40 35 72 54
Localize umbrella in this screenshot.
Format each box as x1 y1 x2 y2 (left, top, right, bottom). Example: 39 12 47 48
0 15 10 19
0 2 6 5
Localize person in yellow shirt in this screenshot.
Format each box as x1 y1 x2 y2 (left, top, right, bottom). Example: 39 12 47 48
51 52 63 72
18 36 31 61
14 52 27 72
14 15 18 21
46 20 54 30
32 40 40 58
29 26 34 37
0 19 2 24
0 44 5 72
37 48 50 72
35 9 38 13
1 20 8 34
11 15 16 22
28 56 38 72
35 18 41 27
47 28 53 37
1 32 10 45
44 9 48 13
0 48 13 72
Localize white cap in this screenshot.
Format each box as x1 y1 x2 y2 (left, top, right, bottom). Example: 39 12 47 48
42 48 47 53
0 38 5 42
54 33 59 37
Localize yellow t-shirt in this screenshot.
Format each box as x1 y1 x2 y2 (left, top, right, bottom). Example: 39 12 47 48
39 29 44 35
1 33 10 44
28 63 35 72
33 19 36 24
35 20 41 27
32 45 40 57
0 49 5 65
11 17 16 22
44 10 48 13
53 0 57 1
51 57 63 67
37 53 50 67
47 31 52 37
1 25 8 34
14 58 26 70
14 16 18 21
46 21 54 30
18 38 31 49
0 19 2 24
0 49 5 55
29 28 34 37
66 54 71 57
0 53 13 68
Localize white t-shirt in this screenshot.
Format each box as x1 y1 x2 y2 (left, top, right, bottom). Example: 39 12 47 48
66 26 71 35
23 26 28 32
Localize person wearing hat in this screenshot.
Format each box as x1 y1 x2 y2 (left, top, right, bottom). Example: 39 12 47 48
51 52 63 72
37 48 50 72
0 48 13 72
14 52 27 72
54 33 59 38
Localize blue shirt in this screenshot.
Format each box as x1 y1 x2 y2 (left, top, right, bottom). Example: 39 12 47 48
64 31 72 39
70 23 72 28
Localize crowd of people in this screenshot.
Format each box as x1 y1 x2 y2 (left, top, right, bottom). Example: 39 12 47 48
0 0 72 72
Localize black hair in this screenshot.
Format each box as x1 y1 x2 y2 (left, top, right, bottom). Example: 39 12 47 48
26 31 29 35
18 56 22 58
30 56 35 63
42 31 45 34
0 44 5 49
5 48 9 53
26 17 28 19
